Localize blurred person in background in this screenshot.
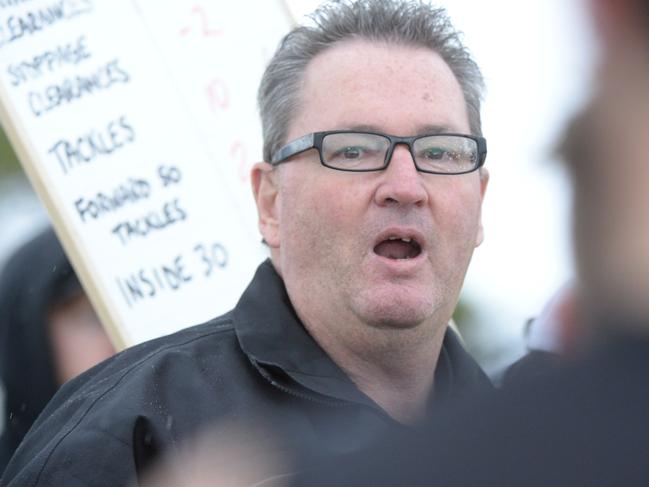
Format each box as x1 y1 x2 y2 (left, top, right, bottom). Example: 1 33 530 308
0 227 115 475
501 282 581 386
2 1 492 485
505 0 649 386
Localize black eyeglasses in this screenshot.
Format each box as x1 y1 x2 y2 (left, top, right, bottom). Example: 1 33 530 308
270 131 487 175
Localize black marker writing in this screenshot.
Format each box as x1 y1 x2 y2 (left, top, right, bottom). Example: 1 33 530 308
116 254 193 307
7 35 90 86
75 177 151 223
158 164 181 187
193 242 228 277
0 0 93 48
29 58 129 117
49 115 135 174
111 198 187 244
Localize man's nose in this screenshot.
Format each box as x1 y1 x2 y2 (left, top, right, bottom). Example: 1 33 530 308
374 144 428 207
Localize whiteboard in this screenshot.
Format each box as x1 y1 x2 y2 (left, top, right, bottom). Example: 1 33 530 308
0 0 293 348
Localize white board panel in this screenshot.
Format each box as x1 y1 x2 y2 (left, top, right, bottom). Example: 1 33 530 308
0 0 293 348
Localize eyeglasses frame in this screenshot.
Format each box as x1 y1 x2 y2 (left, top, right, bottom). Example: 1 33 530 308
270 130 487 175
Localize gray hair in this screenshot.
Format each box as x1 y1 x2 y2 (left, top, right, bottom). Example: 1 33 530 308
258 0 485 163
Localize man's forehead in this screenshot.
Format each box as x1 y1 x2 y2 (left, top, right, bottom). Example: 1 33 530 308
305 38 447 73
288 39 469 137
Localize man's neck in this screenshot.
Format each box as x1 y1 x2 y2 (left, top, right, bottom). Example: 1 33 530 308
306 318 447 424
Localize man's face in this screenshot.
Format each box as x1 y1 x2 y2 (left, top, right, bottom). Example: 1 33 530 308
254 40 487 338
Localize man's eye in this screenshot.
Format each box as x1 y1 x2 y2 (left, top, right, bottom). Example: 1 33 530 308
422 147 447 160
421 148 468 162
338 146 364 159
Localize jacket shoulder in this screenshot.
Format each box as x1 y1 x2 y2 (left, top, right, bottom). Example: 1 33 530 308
1 313 240 486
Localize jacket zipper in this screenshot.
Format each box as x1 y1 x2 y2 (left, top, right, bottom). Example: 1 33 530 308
249 358 354 407
249 358 397 425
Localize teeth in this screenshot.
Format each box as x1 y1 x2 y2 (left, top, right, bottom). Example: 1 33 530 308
387 236 412 243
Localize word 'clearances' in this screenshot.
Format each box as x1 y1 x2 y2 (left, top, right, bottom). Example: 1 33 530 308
0 1 94 48
29 58 129 116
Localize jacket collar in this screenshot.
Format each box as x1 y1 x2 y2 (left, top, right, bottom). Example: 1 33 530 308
233 260 492 411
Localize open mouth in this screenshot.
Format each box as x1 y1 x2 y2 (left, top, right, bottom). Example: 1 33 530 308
373 236 422 260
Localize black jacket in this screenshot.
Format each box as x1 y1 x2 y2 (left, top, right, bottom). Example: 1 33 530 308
1 260 491 486
294 331 649 486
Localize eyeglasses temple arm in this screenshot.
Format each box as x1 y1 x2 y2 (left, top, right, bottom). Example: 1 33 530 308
270 133 316 164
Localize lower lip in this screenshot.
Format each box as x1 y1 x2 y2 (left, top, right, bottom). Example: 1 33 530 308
370 250 427 272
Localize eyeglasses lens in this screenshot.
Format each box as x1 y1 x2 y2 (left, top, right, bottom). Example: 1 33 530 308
322 133 390 170
413 135 478 174
322 133 478 173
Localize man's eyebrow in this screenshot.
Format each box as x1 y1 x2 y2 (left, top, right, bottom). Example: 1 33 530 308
343 124 458 135
418 124 456 134
345 124 383 132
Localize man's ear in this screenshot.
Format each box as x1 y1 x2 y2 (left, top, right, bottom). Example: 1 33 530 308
251 162 280 248
475 167 489 247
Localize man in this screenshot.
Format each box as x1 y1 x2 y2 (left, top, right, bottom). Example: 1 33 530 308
292 0 649 485
1 1 490 485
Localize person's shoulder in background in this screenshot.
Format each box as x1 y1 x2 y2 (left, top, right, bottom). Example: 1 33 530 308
501 282 582 388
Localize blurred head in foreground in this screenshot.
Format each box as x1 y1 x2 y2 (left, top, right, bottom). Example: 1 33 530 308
0 227 115 472
563 0 649 334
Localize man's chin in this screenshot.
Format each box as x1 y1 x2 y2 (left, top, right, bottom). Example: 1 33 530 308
354 295 437 331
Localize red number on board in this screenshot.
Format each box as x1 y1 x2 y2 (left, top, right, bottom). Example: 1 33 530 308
179 5 223 37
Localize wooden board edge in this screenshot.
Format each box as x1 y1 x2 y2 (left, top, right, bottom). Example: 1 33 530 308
278 0 299 26
0 84 130 351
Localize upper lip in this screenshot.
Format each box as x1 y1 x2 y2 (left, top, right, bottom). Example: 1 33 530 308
373 227 427 253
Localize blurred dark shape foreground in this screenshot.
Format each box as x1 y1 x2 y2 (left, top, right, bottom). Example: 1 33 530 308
0 227 114 474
